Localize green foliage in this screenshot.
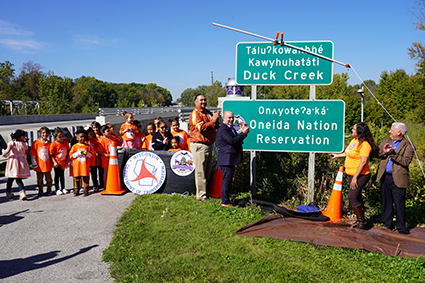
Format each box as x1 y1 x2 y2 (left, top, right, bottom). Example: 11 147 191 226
38 71 73 114
103 194 425 282
180 81 225 107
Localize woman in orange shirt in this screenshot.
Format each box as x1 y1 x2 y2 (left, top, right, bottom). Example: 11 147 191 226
330 122 377 229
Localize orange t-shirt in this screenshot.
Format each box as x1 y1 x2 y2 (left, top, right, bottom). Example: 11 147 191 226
99 137 115 168
111 134 121 147
69 143 92 177
30 139 52 172
171 129 190 151
88 138 102 167
119 123 139 141
344 139 372 176
168 148 182 152
134 132 146 149
142 135 153 150
49 140 70 170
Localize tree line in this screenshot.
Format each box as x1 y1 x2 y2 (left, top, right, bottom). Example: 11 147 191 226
0 60 173 115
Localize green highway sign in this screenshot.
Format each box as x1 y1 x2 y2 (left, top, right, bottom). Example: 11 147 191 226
236 41 334 85
223 100 345 153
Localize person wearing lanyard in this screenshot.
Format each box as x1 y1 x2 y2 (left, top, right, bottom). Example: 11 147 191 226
189 94 220 201
376 122 414 234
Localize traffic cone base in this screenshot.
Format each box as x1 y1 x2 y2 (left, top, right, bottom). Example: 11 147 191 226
322 166 345 221
100 146 126 195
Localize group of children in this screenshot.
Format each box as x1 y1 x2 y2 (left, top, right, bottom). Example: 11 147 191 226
2 111 190 200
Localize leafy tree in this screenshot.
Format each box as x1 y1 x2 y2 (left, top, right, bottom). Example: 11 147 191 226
408 0 425 68
0 61 15 97
180 88 196 106
38 72 73 114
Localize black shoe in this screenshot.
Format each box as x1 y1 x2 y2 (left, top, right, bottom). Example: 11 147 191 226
398 230 410 234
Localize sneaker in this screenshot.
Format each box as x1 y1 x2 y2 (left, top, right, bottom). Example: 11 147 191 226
44 189 52 196
19 190 27 200
73 188 79 196
6 192 14 199
56 190 64 196
38 189 43 197
93 187 99 193
62 189 70 194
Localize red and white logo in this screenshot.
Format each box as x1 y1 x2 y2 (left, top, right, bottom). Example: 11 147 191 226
123 151 166 194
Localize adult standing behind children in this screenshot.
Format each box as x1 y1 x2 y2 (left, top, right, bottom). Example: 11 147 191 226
376 122 414 234
2 130 31 200
217 110 249 208
189 94 220 201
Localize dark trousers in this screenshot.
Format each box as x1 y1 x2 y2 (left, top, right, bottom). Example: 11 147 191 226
54 167 65 191
6 178 24 192
347 174 370 207
381 174 408 233
220 165 235 205
90 166 99 187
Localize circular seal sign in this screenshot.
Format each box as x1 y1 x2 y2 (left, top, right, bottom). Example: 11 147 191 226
123 151 166 195
170 150 195 176
233 114 245 134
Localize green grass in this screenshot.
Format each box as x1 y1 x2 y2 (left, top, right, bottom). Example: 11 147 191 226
103 194 425 282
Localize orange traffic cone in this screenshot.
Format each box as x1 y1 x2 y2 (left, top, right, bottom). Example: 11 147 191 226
322 166 345 222
100 146 126 195
208 168 222 198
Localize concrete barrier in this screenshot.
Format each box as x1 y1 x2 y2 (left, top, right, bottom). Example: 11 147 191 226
0 113 98 125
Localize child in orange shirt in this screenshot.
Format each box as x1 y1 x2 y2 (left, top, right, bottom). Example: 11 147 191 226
87 127 103 192
106 122 122 150
133 120 146 150
119 111 139 148
168 137 182 152
50 128 70 195
98 125 113 189
69 129 93 196
142 123 155 150
91 121 101 139
171 119 190 151
30 126 53 197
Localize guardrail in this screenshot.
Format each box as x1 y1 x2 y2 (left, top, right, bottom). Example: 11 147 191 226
178 107 220 122
98 106 182 117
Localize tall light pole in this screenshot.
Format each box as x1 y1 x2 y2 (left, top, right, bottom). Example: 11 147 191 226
358 87 364 122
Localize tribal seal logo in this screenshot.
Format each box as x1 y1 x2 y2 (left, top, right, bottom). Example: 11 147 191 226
233 115 245 134
123 151 166 195
170 150 195 177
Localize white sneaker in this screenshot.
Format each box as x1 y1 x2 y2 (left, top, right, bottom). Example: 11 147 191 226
56 190 64 195
62 189 69 194
19 190 27 200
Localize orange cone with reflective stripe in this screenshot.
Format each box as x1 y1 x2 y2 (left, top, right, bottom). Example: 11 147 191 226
100 146 126 195
322 166 344 221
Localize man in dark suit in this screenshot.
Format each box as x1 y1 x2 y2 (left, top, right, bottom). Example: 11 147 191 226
217 110 249 207
376 122 414 234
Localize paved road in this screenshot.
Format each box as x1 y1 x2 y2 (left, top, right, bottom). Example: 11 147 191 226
0 169 137 282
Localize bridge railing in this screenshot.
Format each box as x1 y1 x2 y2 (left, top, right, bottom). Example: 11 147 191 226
98 106 182 117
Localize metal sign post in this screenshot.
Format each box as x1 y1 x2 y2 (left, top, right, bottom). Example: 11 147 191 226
250 85 257 201
308 85 316 204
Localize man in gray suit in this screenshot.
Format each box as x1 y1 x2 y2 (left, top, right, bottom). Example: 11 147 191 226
376 122 414 234
216 110 249 207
